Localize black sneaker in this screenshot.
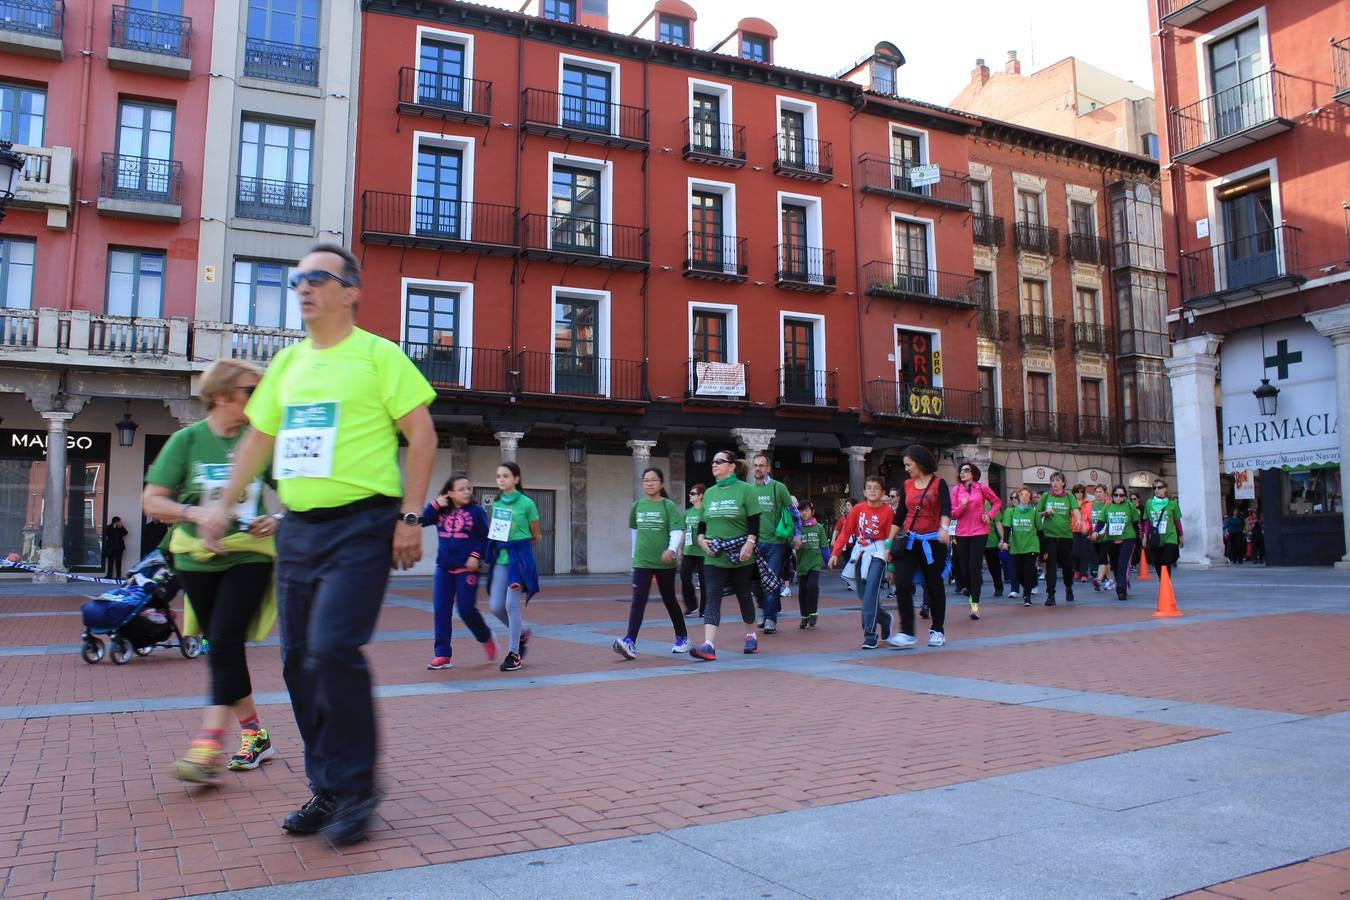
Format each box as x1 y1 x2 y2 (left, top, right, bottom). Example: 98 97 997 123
799 616 809 630
1045 598 1057 606
282 792 337 835
861 638 879 649
499 651 522 672
1023 598 1032 607
1066 590 1075 603
807 613 818 629
879 613 893 641
919 604 929 620
322 793 378 847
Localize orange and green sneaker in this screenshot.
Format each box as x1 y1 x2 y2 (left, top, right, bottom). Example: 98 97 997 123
174 738 224 784
228 727 275 771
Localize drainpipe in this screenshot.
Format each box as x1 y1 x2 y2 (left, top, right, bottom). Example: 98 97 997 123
846 102 869 423
641 47 651 395
510 18 525 353
63 5 96 311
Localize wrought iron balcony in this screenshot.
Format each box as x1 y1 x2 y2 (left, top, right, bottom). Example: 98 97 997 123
865 381 983 426
857 154 972 209
1072 321 1110 354
110 5 190 58
1333 38 1350 104
1019 314 1065 350
1075 415 1117 445
521 213 649 269
520 88 648 149
1014 222 1058 255
682 118 746 167
516 349 648 403
775 244 836 292
683 232 747 282
862 261 978 309
773 134 832 182
1179 224 1305 305
243 36 319 86
1168 70 1292 164
1067 231 1104 264
0 0 62 42
403 342 513 394
685 359 749 403
973 213 1005 248
1160 0 1237 28
360 191 518 254
776 367 838 409
1020 410 1075 443
97 153 182 220
397 67 492 124
1122 419 1174 450
235 176 311 225
977 307 1008 342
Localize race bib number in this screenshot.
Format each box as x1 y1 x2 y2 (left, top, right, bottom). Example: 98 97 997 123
488 504 513 541
686 526 696 546
1155 517 1168 535
276 402 339 480
1107 512 1126 537
947 520 957 536
197 464 261 529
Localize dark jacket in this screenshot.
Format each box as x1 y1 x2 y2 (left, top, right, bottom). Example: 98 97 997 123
103 523 128 556
485 538 540 602
422 501 488 572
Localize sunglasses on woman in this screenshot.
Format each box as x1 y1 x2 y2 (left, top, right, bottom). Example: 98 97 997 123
288 269 357 289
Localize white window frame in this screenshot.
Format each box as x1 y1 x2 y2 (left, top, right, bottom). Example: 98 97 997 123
687 77 734 153
546 151 614 256
558 52 622 137
400 276 475 388
779 310 827 404
411 131 477 240
414 26 477 113
1194 7 1272 101
687 300 740 363
231 258 300 329
888 122 929 165
551 285 612 397
890 211 936 292
775 95 819 166
1014 186 1046 226
893 323 942 390
1203 156 1282 293
776 190 824 283
687 176 738 275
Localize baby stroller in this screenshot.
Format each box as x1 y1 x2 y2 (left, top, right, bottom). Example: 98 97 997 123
79 550 203 665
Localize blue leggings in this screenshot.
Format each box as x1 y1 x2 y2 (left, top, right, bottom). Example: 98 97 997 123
432 566 493 658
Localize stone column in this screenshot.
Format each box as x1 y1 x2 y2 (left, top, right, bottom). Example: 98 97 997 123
730 428 775 461
1305 308 1350 568
449 435 469 476
494 431 525 463
568 442 588 574
627 439 657 500
36 411 75 582
845 446 871 501
666 441 687 508
1165 334 1225 567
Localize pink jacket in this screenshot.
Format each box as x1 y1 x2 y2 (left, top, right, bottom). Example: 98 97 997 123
949 481 1003 537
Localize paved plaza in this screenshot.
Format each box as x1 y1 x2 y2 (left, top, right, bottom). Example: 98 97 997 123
0 563 1348 899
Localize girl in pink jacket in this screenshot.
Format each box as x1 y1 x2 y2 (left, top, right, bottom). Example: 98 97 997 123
950 463 1002 621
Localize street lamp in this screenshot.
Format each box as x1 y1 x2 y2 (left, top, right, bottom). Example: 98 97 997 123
1253 378 1279 417
690 439 707 465
565 438 585 465
0 141 26 223
115 402 139 448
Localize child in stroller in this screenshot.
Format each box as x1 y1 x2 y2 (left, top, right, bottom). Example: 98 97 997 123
80 550 203 665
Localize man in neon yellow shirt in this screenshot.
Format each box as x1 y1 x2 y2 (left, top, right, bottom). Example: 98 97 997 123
200 244 436 847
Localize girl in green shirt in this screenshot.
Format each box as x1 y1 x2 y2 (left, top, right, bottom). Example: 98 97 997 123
613 468 688 659
999 488 1041 605
488 462 540 672
1095 485 1141 601
795 501 829 629
679 484 707 617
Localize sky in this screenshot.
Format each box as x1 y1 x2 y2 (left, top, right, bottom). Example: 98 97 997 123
496 0 1157 104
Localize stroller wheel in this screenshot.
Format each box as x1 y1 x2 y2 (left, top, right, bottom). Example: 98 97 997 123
81 637 105 664
109 637 133 665
135 645 154 657
181 635 203 659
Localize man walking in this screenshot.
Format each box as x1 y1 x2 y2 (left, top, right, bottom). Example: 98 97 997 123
200 244 436 846
749 452 799 633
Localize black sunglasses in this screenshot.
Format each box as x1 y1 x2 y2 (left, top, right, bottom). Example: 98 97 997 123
1114 492 1127 497
288 269 356 290
712 457 732 465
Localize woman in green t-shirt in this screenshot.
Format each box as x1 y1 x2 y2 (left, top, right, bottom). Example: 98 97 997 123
142 359 278 785
487 462 540 672
795 500 828 630
999 488 1041 605
1144 479 1183 577
690 453 761 661
1095 484 1141 601
613 468 687 659
679 484 707 617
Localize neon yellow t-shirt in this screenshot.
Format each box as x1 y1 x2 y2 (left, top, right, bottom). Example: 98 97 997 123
244 328 436 512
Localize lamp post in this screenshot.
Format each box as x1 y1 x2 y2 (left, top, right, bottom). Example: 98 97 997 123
690 439 707 465
1253 378 1279 417
115 402 139 448
0 141 27 223
565 438 585 465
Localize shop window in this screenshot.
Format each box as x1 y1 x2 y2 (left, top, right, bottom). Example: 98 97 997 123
1285 469 1342 517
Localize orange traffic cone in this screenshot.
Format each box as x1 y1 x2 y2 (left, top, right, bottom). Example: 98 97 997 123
1152 565 1183 618
1137 545 1151 580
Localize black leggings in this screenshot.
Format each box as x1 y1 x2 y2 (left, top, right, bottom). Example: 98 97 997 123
1012 553 1038 598
983 545 1004 595
702 564 756 628
1042 536 1075 599
178 563 273 707
798 569 820 617
894 541 948 634
680 554 706 615
954 535 987 604
626 568 686 642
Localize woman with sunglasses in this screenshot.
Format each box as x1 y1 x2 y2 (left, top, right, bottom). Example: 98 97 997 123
887 445 952 648
1087 484 1114 591
613 467 688 659
1144 480 1183 577
950 462 1001 621
1095 485 1141 601
679 484 708 617
690 453 761 660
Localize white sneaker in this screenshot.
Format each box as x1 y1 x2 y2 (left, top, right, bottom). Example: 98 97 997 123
671 636 691 654
885 633 916 649
928 630 946 647
1030 585 1039 595
780 584 791 597
1008 590 1020 599
1103 578 1116 590
612 637 636 660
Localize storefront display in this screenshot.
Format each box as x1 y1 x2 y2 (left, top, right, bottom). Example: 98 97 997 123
0 429 111 569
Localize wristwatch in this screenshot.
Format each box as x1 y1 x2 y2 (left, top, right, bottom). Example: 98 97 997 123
398 511 420 526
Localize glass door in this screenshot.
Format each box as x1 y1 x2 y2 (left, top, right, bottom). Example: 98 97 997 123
779 108 805 167
415 147 462 238
891 131 922 193
781 204 808 278
1209 24 1263 139
551 166 599 253
691 191 725 271
554 299 599 395
418 39 466 109
782 318 816 404
691 92 721 154
117 101 174 196
1220 181 1276 288
894 219 929 293
561 65 611 133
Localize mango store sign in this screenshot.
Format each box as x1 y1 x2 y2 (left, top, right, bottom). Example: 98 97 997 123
1220 321 1339 472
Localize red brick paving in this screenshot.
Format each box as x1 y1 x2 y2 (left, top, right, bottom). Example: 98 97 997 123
1178 849 1350 897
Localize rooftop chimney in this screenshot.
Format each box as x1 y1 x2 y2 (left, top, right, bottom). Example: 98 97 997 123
1005 50 1021 76
971 57 990 89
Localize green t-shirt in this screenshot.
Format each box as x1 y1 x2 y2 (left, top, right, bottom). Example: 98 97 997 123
244 328 436 512
1001 505 1041 555
630 497 680 570
1145 496 1182 546
490 490 539 564
682 506 705 558
749 477 792 544
1036 491 1075 539
700 477 757 569
144 420 271 573
1102 501 1140 541
796 523 827 574
985 502 1002 548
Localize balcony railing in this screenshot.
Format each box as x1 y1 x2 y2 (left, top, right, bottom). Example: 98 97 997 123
1020 410 1075 443
857 154 972 209
521 213 649 269
973 213 1005 248
775 244 836 291
1014 222 1058 255
1122 419 1174 449
1019 314 1065 349
1075 415 1117 445
686 359 749 403
977 307 1008 342
865 381 983 425
520 88 648 148
403 342 513 394
1179 225 1304 304
1067 232 1104 264
235 176 310 225
89 315 170 355
98 152 182 204
11 144 73 213
360 191 519 253
683 232 747 281
397 67 492 123
516 349 648 402
0 307 37 348
1335 38 1350 104
773 134 832 181
1169 70 1291 163
1160 0 1236 27
776 367 838 409
1119 329 1170 358
1072 321 1110 354
682 118 746 166
243 36 319 86
110 4 189 57
0 0 62 39
862 261 978 308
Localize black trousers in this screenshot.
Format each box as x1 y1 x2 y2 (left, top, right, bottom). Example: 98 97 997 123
626 568 686 641
177 562 273 707
954 535 987 604
894 541 948 635
983 545 1004 595
679 554 706 615
797 569 820 617
1012 553 1038 598
702 563 756 628
1042 536 1075 599
104 551 125 580
1153 542 1180 575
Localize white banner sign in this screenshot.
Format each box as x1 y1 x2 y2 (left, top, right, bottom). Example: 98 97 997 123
1233 469 1256 500
907 164 941 188
1220 320 1339 472
694 362 746 397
